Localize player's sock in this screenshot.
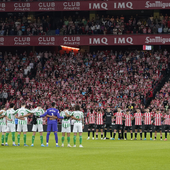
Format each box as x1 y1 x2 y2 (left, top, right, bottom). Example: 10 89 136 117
96 133 98 138
61 136 65 144
79 136 82 144
23 134 27 144
54 132 58 144
150 132 152 138
1 134 4 144
165 131 167 138
144 132 147 138
118 132 121 139
101 133 103 138
110 130 112 138
73 135 76 145
40 136 43 144
92 130 95 138
135 132 137 138
32 136 35 144
12 132 15 143
67 137 70 144
46 132 50 143
88 130 90 137
113 132 116 138
17 134 20 144
155 136 156 139
5 133 9 143
125 133 127 139
160 135 162 139
104 130 107 137
131 133 133 139
140 132 142 138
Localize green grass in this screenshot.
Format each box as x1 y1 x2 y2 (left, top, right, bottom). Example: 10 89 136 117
0 132 170 170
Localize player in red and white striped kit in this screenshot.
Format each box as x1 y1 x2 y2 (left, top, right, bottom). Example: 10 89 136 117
112 108 124 140
153 109 163 140
95 109 104 140
124 110 133 140
86 109 96 140
164 109 170 141
134 109 143 140
143 109 153 140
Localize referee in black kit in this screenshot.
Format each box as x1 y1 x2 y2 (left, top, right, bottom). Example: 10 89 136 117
103 106 114 140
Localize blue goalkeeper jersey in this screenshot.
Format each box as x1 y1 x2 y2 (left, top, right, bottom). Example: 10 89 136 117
40 108 63 123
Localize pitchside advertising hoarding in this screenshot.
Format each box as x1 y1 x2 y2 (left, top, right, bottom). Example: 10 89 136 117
0 0 170 11
1 35 170 46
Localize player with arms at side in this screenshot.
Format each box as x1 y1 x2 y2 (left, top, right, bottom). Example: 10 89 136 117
164 109 170 141
86 109 96 140
103 106 113 140
124 110 133 140
72 105 84 148
0 106 6 146
153 109 163 140
60 107 80 147
112 108 124 140
143 108 153 140
40 102 69 147
18 104 45 147
134 108 143 140
95 108 104 140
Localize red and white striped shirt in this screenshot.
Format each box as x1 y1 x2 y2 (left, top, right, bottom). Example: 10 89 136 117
144 112 153 125
114 112 124 125
86 112 95 124
134 113 143 125
154 113 162 126
164 114 170 125
124 114 133 126
96 112 104 125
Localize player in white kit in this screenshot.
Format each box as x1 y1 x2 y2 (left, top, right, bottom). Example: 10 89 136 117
0 105 6 146
19 104 45 147
72 105 84 148
60 107 81 147
15 103 34 146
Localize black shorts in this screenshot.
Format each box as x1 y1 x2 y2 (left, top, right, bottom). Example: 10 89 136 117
144 125 152 131
104 123 112 129
125 126 132 131
96 125 104 129
114 124 123 130
154 126 162 131
135 125 142 129
88 124 95 129
164 125 170 131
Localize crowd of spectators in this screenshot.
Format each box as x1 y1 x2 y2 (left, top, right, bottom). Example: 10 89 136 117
0 49 169 119
55 14 170 35
0 15 50 36
150 79 170 111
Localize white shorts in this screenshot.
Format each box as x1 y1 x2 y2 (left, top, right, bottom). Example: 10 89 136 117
17 124 28 132
73 123 83 133
6 123 15 132
0 125 6 133
32 124 43 132
61 126 71 133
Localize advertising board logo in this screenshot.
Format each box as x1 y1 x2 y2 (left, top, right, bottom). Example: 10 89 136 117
89 37 108 45
63 37 80 45
145 1 170 8
38 37 55 45
14 3 30 11
0 37 4 45
14 37 30 45
38 2 55 11
114 37 133 44
0 3 5 11
145 36 170 44
63 2 80 10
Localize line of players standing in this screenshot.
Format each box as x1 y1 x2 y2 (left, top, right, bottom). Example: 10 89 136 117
86 106 170 141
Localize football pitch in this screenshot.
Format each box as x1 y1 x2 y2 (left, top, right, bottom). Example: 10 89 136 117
0 132 170 170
